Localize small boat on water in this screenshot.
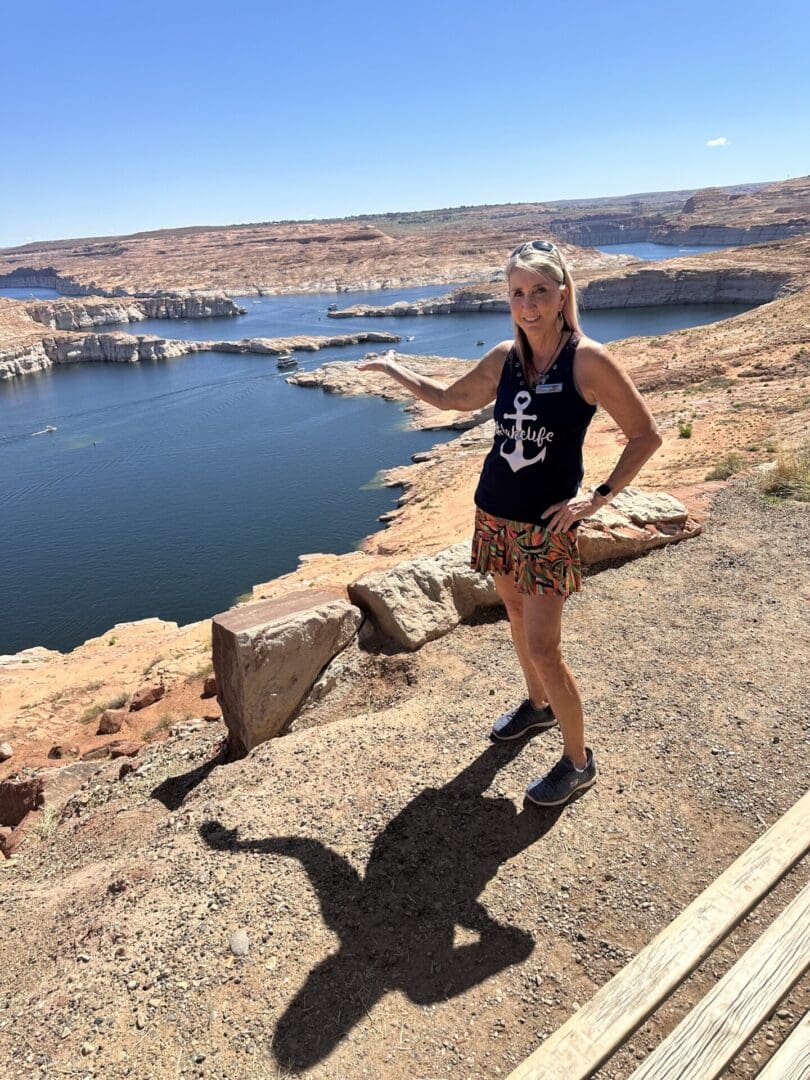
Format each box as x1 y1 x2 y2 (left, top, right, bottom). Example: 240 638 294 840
406 335 415 342
45 425 57 433
32 425 57 435
476 339 485 346
276 352 297 370
328 303 338 312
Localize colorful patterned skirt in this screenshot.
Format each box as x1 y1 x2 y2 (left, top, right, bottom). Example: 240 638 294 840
470 507 582 597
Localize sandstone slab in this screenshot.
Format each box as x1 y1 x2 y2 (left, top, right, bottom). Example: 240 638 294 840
212 591 363 757
349 543 500 651
608 487 689 526
40 761 107 816
579 489 700 565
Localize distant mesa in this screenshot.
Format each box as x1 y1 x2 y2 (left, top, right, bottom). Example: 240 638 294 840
337 226 390 243
290 226 390 246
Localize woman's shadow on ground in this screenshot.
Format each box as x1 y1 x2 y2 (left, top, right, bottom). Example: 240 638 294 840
200 739 563 1072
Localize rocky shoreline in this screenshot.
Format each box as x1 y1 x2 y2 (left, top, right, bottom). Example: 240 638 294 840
0 299 400 381
25 293 245 329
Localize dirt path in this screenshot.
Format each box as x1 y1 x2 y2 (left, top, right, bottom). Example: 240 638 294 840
0 478 807 1079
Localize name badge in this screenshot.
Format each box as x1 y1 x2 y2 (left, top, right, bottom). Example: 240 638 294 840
534 382 563 394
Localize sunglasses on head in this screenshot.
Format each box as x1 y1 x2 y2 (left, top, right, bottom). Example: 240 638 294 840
510 239 562 260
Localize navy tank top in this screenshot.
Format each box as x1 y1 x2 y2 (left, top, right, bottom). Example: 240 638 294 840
474 333 597 525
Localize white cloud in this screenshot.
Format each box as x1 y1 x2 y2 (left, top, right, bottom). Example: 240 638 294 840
706 137 731 147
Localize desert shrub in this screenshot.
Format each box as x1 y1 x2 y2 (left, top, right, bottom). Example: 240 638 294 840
677 419 693 439
705 453 746 481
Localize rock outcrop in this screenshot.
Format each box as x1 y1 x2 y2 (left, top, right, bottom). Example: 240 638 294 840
578 488 700 565
349 543 501 651
212 591 364 758
0 326 401 381
25 293 245 330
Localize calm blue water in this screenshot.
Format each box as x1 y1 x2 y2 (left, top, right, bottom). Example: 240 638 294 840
0 286 62 300
596 242 725 260
99 291 756 358
0 282 758 654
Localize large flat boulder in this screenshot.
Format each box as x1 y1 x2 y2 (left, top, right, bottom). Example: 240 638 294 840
578 487 700 565
212 591 363 757
349 544 500 651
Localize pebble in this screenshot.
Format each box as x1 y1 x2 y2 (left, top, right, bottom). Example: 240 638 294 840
0 742 13 761
229 929 250 957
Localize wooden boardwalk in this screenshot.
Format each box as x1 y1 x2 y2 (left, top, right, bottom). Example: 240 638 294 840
508 789 810 1080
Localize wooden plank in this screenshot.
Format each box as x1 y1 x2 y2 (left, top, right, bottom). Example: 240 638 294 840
627 881 810 1080
755 1008 810 1080
506 790 810 1080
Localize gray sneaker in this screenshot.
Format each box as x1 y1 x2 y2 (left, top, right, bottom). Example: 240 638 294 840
490 699 557 741
525 749 597 806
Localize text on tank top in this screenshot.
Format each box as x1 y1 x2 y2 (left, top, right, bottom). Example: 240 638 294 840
473 333 597 525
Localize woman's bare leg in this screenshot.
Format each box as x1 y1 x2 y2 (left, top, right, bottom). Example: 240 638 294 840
492 573 549 708
520 590 587 767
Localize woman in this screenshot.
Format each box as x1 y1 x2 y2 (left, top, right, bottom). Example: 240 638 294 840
358 240 662 806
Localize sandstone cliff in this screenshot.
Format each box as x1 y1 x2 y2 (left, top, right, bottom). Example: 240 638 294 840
328 236 810 317
24 293 245 330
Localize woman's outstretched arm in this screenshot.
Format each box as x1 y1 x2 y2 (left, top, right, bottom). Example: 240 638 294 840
357 342 509 411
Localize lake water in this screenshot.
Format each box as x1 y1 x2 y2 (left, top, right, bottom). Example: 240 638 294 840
1 279 757 654
595 242 725 260
98 291 756 361
0 286 63 300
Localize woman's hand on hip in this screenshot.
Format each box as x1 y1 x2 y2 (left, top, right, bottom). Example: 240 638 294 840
542 494 601 532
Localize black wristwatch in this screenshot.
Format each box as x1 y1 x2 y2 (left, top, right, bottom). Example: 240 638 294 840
594 483 613 500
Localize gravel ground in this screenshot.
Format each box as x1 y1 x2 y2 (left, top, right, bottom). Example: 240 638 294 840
0 478 807 1079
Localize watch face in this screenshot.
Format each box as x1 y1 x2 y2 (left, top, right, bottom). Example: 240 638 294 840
596 484 612 498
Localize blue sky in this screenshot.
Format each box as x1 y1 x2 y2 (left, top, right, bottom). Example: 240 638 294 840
1 0 808 247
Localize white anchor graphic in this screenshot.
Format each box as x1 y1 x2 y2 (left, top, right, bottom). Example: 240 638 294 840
499 390 547 473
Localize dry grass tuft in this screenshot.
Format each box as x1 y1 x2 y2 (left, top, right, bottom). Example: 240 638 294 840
758 443 810 502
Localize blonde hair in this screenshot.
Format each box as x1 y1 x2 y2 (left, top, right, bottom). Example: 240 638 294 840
505 243 582 370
